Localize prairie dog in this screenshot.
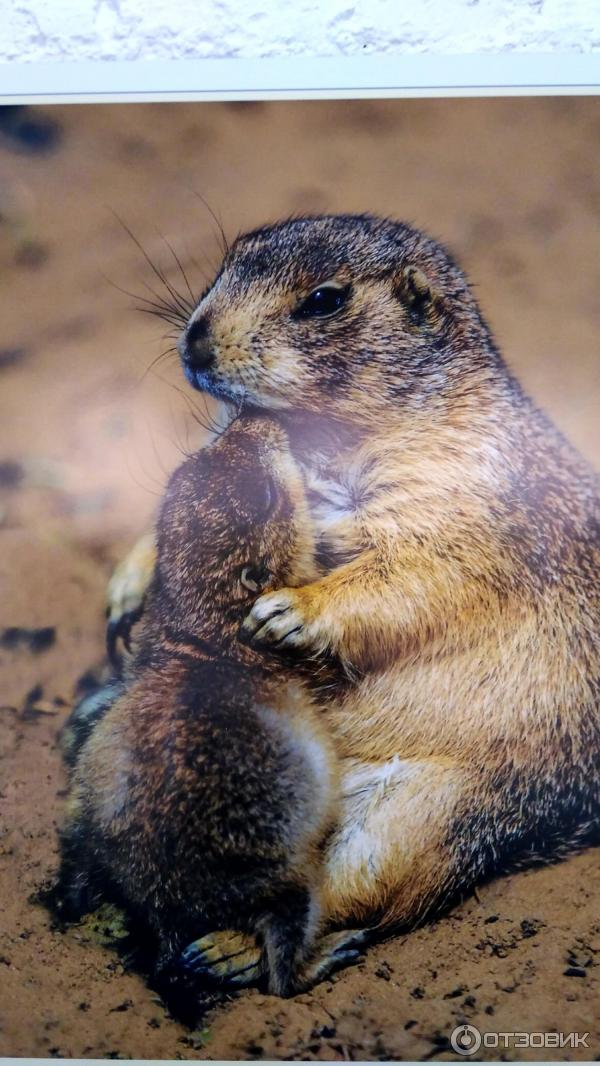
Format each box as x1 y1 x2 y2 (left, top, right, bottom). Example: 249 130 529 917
56 417 365 997
110 214 599 944
177 214 600 930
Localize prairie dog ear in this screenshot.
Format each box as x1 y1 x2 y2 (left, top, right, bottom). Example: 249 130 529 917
394 265 435 314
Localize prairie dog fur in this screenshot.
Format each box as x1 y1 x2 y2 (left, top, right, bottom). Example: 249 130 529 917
173 213 600 931
55 417 359 997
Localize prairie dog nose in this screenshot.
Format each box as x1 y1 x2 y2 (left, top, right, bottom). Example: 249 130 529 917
178 314 214 370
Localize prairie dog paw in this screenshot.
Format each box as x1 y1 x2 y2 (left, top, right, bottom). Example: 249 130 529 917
106 532 156 666
240 588 315 652
179 930 262 988
298 927 370 990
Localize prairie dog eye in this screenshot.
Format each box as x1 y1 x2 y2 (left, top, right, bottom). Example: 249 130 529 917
293 282 351 319
252 473 279 517
241 563 273 593
261 474 278 514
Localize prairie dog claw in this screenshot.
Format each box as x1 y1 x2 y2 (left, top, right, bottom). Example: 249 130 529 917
106 532 156 668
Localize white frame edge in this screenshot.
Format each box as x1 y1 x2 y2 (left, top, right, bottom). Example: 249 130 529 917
0 53 599 103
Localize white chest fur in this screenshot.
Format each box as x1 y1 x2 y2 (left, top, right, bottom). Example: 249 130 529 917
302 466 357 535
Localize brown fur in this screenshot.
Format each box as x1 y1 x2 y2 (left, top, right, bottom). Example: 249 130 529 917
56 417 345 997
174 213 600 932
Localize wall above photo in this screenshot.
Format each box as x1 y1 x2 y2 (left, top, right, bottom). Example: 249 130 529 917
1 0 600 65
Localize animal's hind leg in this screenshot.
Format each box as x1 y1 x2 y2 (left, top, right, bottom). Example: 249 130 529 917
320 757 478 933
176 886 320 996
49 809 99 923
257 883 318 997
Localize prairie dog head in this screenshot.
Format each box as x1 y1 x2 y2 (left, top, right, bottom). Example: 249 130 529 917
177 214 495 425
154 415 317 639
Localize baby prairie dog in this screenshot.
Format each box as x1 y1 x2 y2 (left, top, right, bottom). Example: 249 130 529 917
55 417 362 997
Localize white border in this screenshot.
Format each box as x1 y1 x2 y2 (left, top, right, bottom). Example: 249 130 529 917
0 53 599 103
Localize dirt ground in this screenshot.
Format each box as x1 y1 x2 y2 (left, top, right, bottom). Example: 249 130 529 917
0 98 599 1060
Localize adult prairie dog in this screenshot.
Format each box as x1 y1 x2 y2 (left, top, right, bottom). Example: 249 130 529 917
112 214 599 943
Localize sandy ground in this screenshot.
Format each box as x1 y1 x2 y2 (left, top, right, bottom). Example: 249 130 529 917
0 98 599 1060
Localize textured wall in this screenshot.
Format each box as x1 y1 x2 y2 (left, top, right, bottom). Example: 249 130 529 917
2 0 599 63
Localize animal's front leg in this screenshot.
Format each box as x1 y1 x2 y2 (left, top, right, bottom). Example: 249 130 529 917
106 532 157 667
239 550 382 670
242 538 490 674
